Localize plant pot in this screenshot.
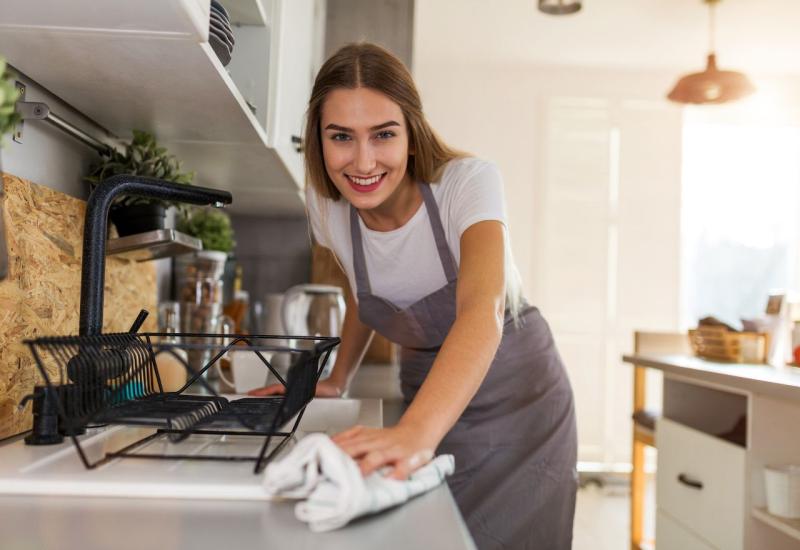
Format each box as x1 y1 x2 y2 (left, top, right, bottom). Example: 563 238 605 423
109 203 166 237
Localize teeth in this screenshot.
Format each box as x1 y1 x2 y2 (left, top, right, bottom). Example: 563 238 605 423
349 174 382 186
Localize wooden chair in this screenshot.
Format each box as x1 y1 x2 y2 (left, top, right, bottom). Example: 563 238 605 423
630 331 690 550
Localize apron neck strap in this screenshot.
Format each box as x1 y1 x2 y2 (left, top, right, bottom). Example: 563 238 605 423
418 182 458 283
349 205 372 296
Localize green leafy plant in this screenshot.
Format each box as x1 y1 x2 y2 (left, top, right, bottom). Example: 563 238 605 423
176 207 235 254
85 129 194 207
0 57 21 145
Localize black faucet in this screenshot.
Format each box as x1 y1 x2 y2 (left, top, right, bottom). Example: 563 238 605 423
79 175 232 336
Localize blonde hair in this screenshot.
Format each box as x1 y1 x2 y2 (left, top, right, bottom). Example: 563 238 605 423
304 42 464 200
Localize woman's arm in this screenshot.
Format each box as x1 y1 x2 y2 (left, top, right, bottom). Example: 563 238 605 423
325 286 376 395
334 220 507 477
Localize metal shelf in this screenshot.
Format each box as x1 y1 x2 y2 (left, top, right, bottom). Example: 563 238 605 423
225 0 268 26
106 229 202 262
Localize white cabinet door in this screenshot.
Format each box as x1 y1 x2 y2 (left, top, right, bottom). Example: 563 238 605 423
267 0 318 188
656 418 745 550
657 510 717 550
0 0 208 39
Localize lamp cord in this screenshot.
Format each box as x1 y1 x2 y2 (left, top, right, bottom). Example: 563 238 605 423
708 0 717 54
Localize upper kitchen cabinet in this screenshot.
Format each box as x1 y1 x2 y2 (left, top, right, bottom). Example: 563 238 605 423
0 0 321 215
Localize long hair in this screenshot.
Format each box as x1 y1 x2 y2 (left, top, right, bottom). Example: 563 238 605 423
304 42 464 199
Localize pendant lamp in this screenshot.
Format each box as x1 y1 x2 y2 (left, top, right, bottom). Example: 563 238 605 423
538 0 581 15
667 0 755 105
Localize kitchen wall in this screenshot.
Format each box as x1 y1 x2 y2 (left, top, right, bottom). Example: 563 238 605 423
325 0 414 68
2 68 102 198
3 67 174 299
229 214 312 309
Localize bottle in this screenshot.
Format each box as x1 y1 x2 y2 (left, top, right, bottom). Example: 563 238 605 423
223 264 250 333
792 321 800 366
155 302 189 393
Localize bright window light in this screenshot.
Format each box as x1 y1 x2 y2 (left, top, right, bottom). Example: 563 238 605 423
681 107 800 328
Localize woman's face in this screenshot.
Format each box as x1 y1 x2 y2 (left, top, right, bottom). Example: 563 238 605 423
320 87 414 214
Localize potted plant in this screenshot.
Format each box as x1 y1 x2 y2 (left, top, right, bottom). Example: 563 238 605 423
176 206 235 256
85 129 194 236
0 58 19 142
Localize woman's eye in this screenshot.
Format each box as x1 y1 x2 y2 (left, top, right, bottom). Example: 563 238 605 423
330 133 351 142
375 130 396 140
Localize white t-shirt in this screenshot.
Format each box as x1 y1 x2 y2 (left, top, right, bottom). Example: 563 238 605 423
306 157 523 310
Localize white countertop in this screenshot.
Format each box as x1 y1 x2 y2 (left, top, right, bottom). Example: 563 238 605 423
623 353 800 400
0 396 475 550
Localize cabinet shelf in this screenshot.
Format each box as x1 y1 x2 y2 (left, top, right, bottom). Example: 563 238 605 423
752 507 800 542
0 0 308 216
225 0 268 26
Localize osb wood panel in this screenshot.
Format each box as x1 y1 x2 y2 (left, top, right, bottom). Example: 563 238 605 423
310 243 396 364
0 173 157 440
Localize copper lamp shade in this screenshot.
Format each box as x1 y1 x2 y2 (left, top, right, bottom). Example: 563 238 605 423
667 0 755 105
667 53 756 105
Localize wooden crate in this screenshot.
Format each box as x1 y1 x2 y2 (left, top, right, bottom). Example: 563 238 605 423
689 326 769 363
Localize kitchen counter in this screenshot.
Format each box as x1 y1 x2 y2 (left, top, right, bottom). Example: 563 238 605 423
0 484 472 550
623 353 800 549
0 397 475 550
622 353 800 401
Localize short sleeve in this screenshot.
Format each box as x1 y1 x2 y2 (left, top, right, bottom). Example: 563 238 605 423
305 185 330 248
446 160 507 237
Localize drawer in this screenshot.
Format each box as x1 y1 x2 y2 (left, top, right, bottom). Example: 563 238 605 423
657 509 716 550
656 418 745 550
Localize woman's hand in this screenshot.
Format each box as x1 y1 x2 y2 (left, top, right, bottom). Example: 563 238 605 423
332 422 439 480
247 378 344 397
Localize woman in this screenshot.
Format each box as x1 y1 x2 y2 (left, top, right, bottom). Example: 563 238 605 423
251 42 577 549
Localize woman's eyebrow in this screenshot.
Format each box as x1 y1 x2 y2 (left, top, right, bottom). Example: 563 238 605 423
324 121 401 132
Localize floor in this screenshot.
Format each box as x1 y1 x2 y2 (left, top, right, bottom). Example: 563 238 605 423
574 474 656 550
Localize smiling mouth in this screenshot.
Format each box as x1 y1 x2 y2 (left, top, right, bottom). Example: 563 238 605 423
346 173 386 192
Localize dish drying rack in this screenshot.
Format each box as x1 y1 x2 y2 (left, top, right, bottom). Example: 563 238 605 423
24 331 339 474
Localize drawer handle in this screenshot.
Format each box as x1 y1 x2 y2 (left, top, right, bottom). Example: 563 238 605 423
677 473 703 490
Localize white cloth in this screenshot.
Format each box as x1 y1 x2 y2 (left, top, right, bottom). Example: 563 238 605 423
263 433 455 532
306 157 522 309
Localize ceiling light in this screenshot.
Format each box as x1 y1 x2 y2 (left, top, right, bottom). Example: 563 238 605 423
538 0 581 16
667 0 755 105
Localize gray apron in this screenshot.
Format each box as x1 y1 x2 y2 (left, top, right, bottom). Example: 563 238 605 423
350 182 578 550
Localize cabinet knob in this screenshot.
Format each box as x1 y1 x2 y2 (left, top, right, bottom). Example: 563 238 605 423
291 135 303 153
677 473 704 490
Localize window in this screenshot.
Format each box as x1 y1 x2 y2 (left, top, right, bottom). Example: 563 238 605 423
681 105 800 328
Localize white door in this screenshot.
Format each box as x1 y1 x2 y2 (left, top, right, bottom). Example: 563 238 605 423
534 96 682 467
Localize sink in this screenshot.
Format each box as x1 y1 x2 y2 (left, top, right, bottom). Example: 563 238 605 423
0 398 382 500
296 398 377 435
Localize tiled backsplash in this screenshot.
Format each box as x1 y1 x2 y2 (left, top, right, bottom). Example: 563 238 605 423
229 214 312 302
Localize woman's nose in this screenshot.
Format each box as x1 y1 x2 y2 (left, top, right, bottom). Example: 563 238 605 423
354 142 377 173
